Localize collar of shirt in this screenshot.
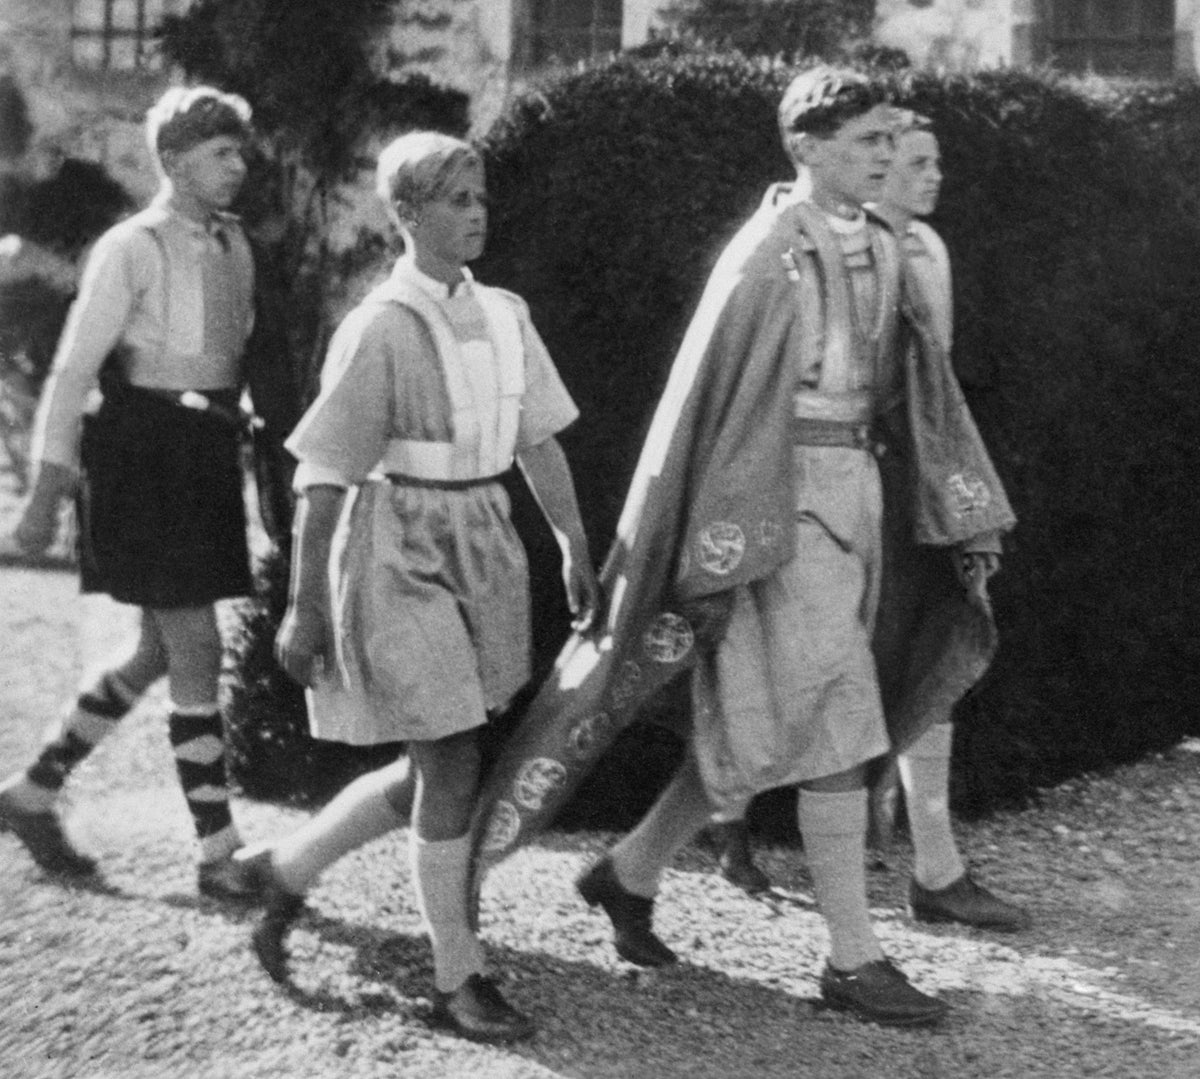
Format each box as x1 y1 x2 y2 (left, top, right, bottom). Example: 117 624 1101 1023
149 192 236 246
391 255 474 301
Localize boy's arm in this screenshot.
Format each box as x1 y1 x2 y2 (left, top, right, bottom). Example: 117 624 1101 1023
515 436 601 630
14 231 139 554
275 484 346 686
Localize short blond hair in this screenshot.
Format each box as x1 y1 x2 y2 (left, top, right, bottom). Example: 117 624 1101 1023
375 131 481 224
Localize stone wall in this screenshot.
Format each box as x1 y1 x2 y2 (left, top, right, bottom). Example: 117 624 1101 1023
874 0 1021 70
0 0 180 199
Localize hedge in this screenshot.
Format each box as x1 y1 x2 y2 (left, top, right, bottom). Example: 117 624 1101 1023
227 52 1200 830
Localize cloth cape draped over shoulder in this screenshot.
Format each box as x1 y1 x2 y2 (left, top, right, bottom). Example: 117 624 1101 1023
466 195 1016 904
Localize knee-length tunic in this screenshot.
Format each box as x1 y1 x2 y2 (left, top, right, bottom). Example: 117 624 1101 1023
692 205 903 800
285 259 578 745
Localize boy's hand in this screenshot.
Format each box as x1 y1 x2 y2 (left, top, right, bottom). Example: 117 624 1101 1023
564 555 602 633
275 605 334 687
13 462 76 555
954 550 999 613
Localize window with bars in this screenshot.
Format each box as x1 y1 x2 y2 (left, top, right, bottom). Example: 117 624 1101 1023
526 0 623 67
1044 0 1175 78
71 0 174 72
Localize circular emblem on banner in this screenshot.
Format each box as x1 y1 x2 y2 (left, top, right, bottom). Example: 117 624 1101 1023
568 712 613 759
697 521 746 576
642 612 694 665
611 660 643 708
513 757 568 812
481 800 521 853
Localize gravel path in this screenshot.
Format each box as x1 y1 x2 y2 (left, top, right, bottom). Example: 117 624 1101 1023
2 562 1199 1079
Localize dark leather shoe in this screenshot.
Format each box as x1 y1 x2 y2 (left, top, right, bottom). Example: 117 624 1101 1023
910 872 1032 932
576 856 677 967
0 789 96 877
197 850 266 902
710 821 771 894
431 974 536 1043
820 958 949 1027
233 844 305 982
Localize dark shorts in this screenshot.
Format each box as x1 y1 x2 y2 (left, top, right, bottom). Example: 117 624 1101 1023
77 383 252 608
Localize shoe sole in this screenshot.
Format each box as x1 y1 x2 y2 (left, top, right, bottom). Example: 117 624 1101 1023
911 906 1031 933
0 814 98 877
251 923 290 984
820 994 949 1028
429 1010 536 1044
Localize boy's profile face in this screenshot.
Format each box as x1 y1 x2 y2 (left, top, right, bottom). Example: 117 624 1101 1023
881 130 942 218
408 160 488 274
163 134 248 213
800 104 895 211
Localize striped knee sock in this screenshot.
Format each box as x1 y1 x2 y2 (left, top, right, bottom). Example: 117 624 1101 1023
168 708 239 863
18 673 139 809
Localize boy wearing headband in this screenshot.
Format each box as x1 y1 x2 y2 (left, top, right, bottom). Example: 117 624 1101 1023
0 86 263 901
568 66 1013 1027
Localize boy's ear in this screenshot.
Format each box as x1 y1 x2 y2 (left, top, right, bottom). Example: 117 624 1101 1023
784 130 811 166
158 148 180 179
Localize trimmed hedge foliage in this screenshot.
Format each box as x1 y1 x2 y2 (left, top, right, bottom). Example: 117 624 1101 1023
227 52 1200 827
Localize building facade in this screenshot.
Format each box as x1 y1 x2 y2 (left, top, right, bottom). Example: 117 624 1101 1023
1 1 1197 206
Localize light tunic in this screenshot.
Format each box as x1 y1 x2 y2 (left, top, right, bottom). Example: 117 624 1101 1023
31 194 255 471
286 258 578 745
693 201 901 803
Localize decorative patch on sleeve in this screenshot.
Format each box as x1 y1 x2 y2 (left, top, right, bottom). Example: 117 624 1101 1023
947 471 992 518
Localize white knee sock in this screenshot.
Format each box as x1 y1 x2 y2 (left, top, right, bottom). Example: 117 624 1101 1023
898 723 965 891
797 787 883 972
609 755 714 897
272 767 409 894
409 832 486 993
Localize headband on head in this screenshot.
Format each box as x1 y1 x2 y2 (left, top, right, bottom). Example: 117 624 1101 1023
778 66 880 135
147 86 252 159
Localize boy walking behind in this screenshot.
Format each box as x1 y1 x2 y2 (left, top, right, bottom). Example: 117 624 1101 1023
0 86 263 900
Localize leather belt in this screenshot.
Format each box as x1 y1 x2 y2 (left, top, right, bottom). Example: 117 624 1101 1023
140 387 249 429
793 416 886 456
386 472 507 491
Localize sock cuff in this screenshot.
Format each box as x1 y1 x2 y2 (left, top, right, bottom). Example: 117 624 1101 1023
168 702 221 717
